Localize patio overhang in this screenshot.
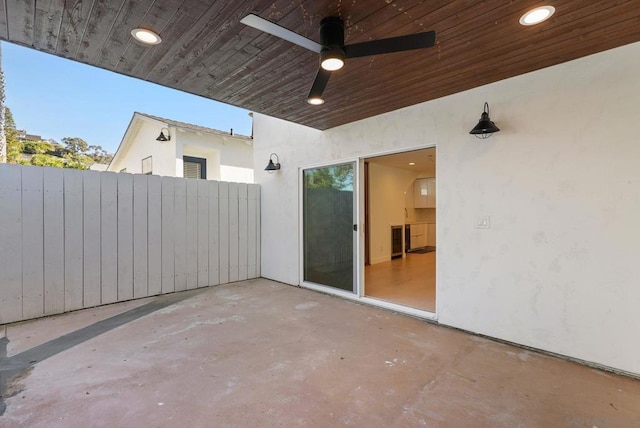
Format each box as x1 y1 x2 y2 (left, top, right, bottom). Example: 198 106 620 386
1 1 639 130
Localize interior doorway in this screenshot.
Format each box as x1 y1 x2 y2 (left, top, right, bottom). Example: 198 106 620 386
363 148 436 312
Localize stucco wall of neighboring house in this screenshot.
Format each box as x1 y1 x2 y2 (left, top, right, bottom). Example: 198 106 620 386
177 130 253 183
109 116 254 183
109 120 177 176
252 41 640 376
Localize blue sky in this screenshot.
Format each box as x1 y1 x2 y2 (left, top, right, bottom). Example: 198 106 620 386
2 41 253 154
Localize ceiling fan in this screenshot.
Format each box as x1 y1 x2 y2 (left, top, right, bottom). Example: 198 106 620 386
240 14 436 105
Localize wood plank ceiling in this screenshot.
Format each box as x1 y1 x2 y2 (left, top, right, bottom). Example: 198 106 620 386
1 0 639 130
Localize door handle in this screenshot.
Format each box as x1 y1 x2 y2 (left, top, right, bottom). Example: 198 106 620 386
353 224 358 232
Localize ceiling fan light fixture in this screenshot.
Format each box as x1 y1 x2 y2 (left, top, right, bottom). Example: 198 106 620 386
519 6 556 26
320 49 345 71
240 14 436 105
307 96 325 105
131 28 162 45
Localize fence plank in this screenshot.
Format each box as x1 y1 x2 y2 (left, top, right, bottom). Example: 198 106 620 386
133 175 148 298
117 174 134 301
186 179 198 290
197 180 209 287
161 177 175 293
256 185 261 277
43 168 65 315
228 183 239 283
83 171 102 307
238 183 248 281
208 181 220 286
101 173 118 304
64 169 84 311
247 184 258 279
21 167 45 319
148 175 162 296
218 182 230 284
0 165 22 323
174 179 187 291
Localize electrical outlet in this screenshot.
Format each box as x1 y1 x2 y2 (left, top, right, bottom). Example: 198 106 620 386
476 216 490 229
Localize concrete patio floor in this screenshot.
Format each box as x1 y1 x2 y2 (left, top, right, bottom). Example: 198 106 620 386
1 279 639 427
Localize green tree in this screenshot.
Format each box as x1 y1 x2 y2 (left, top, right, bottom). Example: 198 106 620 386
87 144 113 164
304 164 353 190
4 107 22 163
22 140 53 154
63 152 94 169
30 153 65 168
62 137 89 154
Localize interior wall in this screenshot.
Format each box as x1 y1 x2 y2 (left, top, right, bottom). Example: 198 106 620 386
252 41 640 376
368 163 422 264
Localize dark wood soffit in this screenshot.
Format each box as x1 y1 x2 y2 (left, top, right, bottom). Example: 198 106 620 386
1 0 639 131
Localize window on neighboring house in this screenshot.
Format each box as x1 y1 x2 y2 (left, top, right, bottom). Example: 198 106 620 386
183 156 207 179
142 156 153 175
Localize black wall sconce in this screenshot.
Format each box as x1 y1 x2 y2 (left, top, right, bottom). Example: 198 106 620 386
264 153 281 172
469 102 500 139
156 127 171 142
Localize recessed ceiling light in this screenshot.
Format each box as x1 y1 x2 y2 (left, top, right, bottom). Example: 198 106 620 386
519 6 555 26
409 162 416 166
307 97 324 105
131 28 162 45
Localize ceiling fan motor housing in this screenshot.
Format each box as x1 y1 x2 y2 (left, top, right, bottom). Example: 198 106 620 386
319 16 345 68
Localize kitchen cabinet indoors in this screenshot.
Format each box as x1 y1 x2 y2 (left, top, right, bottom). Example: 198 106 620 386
413 178 436 208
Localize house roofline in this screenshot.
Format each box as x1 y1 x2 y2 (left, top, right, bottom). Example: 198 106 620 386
108 112 253 171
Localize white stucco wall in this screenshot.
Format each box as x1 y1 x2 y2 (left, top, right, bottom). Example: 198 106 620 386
178 131 254 183
253 41 640 376
109 118 254 183
109 121 177 175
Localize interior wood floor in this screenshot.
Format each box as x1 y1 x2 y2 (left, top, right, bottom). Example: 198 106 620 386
364 252 435 312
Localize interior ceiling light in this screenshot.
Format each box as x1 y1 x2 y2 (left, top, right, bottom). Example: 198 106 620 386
307 96 325 105
131 28 162 45
519 6 556 26
409 162 416 166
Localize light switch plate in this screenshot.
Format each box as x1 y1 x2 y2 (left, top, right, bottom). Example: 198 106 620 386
476 216 490 229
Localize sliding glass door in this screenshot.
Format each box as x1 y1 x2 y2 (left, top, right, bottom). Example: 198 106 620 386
302 162 356 292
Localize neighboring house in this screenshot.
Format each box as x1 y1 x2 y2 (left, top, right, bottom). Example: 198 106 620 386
89 163 109 171
17 130 43 142
108 112 254 183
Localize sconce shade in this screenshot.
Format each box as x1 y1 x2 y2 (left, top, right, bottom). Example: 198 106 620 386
470 102 500 139
265 153 281 171
265 159 281 171
156 128 171 141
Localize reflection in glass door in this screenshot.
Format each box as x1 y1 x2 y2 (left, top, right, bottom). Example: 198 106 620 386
302 162 356 292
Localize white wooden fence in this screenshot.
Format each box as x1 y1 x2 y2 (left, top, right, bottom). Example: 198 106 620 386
0 164 260 324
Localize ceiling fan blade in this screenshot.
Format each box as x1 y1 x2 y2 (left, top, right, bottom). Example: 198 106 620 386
240 14 322 53
344 31 436 59
308 68 332 101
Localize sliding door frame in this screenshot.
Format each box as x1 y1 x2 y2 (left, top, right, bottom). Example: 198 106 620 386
298 158 361 299
298 144 438 322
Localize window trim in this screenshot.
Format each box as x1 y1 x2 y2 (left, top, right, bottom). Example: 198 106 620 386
183 156 207 179
142 156 153 175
